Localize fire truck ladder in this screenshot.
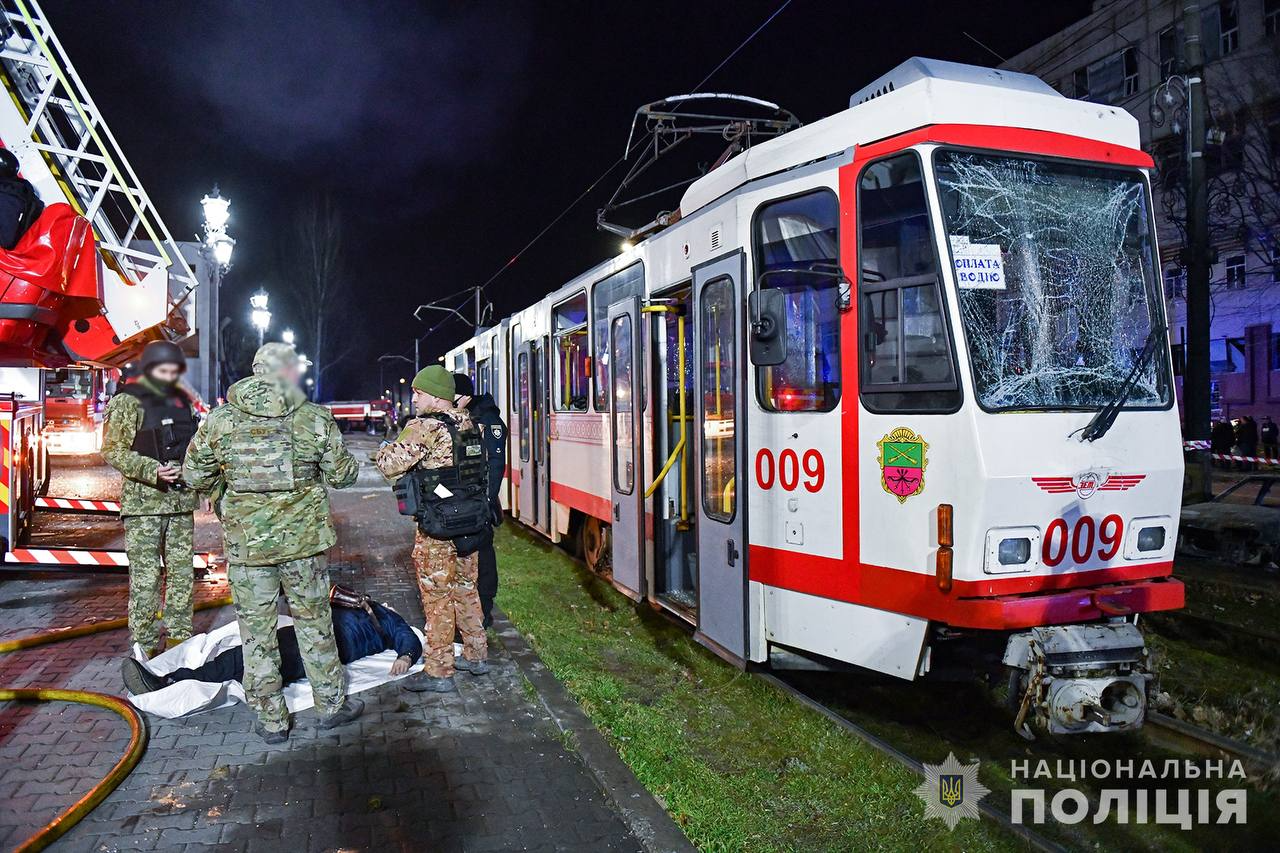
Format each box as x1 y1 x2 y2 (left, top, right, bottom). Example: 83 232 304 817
0 0 197 303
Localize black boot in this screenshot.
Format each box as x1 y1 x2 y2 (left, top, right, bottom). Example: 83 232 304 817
120 657 166 695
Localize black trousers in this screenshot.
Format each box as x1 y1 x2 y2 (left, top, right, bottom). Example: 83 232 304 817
478 540 497 628
167 626 307 686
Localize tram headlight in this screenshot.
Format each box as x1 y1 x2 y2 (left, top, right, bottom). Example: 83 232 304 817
997 537 1032 566
1136 526 1166 553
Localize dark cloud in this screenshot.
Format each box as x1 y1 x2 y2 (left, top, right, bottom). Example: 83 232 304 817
166 1 531 188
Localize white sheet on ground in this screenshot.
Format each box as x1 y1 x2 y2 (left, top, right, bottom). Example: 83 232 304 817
127 615 426 719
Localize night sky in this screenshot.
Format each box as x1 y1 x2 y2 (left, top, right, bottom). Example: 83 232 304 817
44 0 1091 399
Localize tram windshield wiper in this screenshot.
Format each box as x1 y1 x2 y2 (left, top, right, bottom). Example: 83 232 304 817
1077 322 1167 443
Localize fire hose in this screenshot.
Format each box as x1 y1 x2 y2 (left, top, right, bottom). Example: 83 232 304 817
0 593 233 852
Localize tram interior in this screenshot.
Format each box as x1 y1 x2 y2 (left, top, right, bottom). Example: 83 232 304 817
651 286 698 616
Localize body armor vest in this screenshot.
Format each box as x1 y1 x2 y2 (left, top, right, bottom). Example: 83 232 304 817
118 383 198 463
393 413 490 539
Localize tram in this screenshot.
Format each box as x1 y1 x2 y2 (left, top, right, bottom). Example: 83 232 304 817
445 58 1184 736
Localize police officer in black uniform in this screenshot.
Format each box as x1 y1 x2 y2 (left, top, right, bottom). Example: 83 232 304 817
454 373 507 627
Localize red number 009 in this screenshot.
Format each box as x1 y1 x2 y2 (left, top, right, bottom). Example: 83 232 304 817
1042 514 1124 567
754 448 824 493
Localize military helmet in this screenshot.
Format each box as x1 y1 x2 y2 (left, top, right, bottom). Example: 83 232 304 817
139 340 186 374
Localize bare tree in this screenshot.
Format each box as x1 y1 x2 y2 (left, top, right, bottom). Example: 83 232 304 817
289 194 349 402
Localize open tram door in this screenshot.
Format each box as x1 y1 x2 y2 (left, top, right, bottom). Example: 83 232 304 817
608 298 644 600
514 334 552 535
692 251 748 664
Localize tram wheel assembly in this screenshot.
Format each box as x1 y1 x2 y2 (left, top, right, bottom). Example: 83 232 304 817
581 517 611 574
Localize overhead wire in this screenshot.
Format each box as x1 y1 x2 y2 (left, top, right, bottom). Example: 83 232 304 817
462 0 795 309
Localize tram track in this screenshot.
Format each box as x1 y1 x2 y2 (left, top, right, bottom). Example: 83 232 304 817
756 671 1069 853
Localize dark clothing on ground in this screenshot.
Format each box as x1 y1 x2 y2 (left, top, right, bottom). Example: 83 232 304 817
165 602 420 686
465 393 507 628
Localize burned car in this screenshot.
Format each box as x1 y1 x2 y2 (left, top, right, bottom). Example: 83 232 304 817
1178 475 1280 567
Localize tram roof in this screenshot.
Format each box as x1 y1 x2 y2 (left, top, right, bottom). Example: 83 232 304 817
679 56 1140 218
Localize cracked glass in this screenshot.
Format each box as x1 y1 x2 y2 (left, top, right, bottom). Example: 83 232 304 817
933 150 1169 411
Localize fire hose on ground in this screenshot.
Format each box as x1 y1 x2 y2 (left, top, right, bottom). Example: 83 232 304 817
0 593 233 852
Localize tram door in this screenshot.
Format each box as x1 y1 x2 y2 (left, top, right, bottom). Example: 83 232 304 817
608 298 644 599
693 252 747 662
531 337 551 535
515 339 534 524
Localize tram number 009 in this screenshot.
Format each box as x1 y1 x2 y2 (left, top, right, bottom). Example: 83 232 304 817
1042 514 1124 567
755 448 824 493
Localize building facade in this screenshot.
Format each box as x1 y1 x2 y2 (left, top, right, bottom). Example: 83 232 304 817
1005 0 1280 423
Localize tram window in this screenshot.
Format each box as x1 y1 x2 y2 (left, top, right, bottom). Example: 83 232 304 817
465 348 476 384
611 314 635 493
752 190 842 412
476 358 490 394
701 277 737 522
858 152 960 413
518 352 530 462
591 262 644 411
553 291 591 411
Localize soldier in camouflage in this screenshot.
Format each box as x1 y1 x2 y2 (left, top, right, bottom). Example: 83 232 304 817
376 365 488 693
183 342 363 743
102 341 198 656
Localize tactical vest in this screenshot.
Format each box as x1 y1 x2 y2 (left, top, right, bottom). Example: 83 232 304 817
223 411 320 494
118 383 198 463
393 413 490 539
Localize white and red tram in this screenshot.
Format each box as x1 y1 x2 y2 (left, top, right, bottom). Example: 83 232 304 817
446 58 1184 735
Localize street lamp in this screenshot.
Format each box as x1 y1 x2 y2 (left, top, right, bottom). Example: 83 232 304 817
249 289 271 348
199 185 234 402
281 329 295 346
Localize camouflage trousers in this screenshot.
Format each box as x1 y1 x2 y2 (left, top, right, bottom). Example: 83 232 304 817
124 513 194 650
227 555 346 732
413 531 487 678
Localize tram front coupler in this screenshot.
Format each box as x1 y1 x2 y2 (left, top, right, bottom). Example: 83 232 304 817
1003 622 1151 739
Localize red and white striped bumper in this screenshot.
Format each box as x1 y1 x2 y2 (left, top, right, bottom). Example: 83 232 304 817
2 548 211 570
36 497 121 513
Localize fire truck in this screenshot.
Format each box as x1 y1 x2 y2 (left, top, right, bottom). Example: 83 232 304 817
41 366 113 454
324 398 395 434
0 0 199 568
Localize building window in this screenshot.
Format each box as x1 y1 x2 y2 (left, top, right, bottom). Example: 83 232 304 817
552 291 590 411
751 190 842 412
1271 334 1280 370
1072 67 1089 99
1158 26 1178 76
1225 255 1246 289
1165 266 1186 298
1210 337 1246 373
1172 343 1186 376
1220 1 1239 54
1268 0 1280 36
591 263 644 411
1073 47 1139 105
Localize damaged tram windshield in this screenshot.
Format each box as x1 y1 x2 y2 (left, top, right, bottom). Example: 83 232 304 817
932 149 1169 412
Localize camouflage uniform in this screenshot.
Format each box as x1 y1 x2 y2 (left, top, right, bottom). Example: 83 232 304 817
183 368 358 732
376 408 487 678
102 379 198 650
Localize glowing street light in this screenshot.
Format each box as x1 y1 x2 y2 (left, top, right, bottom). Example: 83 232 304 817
281 328 295 346
249 289 271 347
201 186 235 269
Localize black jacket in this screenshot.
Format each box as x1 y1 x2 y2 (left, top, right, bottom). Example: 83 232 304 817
466 393 507 508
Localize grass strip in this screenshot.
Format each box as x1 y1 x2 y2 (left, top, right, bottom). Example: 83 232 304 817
493 525 1017 852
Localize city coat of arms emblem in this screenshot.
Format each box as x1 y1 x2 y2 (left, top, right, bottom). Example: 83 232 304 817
877 427 928 503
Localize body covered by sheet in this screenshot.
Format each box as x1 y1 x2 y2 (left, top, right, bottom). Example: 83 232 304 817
127 616 425 719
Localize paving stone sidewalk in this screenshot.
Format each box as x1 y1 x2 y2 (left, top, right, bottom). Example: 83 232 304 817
0 439 648 852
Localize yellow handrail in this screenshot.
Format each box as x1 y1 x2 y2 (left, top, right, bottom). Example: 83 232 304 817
640 306 689 525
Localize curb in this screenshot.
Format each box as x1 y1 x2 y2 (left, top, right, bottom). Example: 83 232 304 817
493 609 696 853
